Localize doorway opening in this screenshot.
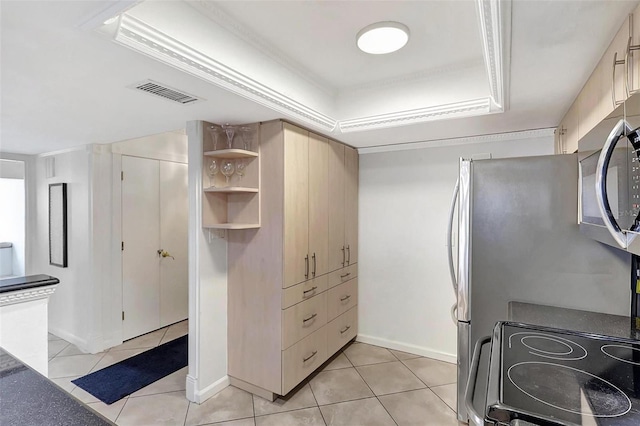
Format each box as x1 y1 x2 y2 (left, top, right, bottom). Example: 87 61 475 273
0 159 26 278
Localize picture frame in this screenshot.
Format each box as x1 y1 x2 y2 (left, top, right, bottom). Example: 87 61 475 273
49 183 67 267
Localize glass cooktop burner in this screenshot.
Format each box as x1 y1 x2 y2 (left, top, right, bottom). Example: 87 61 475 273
507 362 632 418
487 323 640 426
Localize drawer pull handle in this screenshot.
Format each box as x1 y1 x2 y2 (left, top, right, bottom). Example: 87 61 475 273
303 286 318 295
303 350 318 362
340 325 351 334
340 272 351 279
340 295 351 302
303 313 317 323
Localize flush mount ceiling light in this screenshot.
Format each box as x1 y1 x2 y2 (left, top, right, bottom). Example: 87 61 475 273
356 21 410 54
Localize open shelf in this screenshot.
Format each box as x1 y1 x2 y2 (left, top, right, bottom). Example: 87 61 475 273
204 223 261 230
204 149 258 159
204 186 259 193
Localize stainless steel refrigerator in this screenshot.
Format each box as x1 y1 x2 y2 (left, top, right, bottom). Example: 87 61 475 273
448 153 632 422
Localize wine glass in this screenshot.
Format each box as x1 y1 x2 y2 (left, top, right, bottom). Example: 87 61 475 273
221 160 235 186
236 160 246 183
207 159 218 187
221 124 236 149
208 125 222 150
240 126 254 151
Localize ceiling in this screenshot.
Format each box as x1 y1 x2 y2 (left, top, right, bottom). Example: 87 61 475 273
1 0 638 155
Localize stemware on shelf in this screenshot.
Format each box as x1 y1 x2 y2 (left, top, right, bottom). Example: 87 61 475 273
236 160 246 182
221 159 235 185
221 124 236 149
208 125 223 150
240 126 254 151
207 159 218 187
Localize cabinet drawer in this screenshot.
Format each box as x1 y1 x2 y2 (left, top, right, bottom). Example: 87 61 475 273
282 326 327 395
328 264 357 289
282 292 327 350
327 306 357 356
327 278 358 322
282 274 328 310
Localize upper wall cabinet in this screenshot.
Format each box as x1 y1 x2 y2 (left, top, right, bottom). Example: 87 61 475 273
558 10 638 154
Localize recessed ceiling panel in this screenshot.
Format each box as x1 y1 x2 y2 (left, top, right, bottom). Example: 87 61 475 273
205 0 485 90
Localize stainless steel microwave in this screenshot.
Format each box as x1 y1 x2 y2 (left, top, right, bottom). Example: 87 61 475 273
579 93 640 254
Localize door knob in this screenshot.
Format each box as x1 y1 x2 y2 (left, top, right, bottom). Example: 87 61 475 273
157 249 175 260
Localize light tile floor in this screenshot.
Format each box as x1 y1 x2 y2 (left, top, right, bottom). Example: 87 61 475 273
48 326 459 426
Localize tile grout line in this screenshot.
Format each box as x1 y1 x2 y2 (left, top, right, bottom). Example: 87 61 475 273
182 396 191 426
350 355 399 426
429 385 458 415
109 395 129 424
398 358 431 389
307 381 329 426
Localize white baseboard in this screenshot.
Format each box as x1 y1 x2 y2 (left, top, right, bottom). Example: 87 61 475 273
356 334 457 364
48 326 90 353
186 374 230 404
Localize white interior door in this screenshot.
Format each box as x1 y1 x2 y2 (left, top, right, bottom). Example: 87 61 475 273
159 161 188 327
122 156 160 340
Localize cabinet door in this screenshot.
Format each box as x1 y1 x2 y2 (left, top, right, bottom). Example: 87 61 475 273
328 140 345 272
344 146 358 265
283 124 310 288
308 133 329 277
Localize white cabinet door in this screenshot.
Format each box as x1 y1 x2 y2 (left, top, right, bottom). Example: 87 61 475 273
159 161 188 327
122 156 161 340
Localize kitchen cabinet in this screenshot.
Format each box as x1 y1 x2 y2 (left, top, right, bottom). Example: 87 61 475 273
227 120 358 400
283 124 329 287
557 12 632 154
328 142 359 270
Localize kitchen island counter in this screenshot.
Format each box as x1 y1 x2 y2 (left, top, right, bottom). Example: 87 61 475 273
0 347 113 426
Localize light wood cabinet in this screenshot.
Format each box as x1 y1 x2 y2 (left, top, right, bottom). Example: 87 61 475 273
558 12 632 154
328 142 359 269
228 120 358 399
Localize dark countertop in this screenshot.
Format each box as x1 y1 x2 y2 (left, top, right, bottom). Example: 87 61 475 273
508 301 640 340
0 275 59 294
0 348 114 426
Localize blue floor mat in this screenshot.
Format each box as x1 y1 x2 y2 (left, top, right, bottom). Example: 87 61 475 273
72 335 187 404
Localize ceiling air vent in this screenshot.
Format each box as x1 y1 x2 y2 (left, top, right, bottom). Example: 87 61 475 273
129 80 203 105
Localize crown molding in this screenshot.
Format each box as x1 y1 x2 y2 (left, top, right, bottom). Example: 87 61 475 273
339 98 492 133
358 128 555 154
0 284 58 307
76 0 141 31
186 0 335 97
114 14 337 132
476 0 511 111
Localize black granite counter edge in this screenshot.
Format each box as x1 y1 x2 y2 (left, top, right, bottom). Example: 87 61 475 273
0 274 60 294
0 348 114 426
508 301 640 341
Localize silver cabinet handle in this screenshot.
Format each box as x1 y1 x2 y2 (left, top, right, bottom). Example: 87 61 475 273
304 254 309 279
341 246 345 266
340 325 351 334
340 295 351 302
312 253 316 277
303 286 318 296
626 35 640 97
613 51 626 107
303 350 318 362
346 245 351 264
303 313 317 323
340 272 351 279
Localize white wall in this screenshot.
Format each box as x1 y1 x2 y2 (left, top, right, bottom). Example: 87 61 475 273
357 131 556 362
186 121 228 403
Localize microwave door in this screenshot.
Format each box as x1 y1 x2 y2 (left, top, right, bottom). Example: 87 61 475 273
595 119 632 248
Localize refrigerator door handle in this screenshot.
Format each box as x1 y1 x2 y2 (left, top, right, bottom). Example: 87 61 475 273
457 160 472 322
447 178 460 324
595 118 632 248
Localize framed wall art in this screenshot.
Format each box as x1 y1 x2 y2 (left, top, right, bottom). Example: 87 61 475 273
49 183 67 267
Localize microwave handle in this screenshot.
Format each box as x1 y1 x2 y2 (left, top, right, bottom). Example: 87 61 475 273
595 118 632 248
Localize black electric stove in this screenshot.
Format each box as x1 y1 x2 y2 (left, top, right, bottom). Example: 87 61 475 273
485 322 640 425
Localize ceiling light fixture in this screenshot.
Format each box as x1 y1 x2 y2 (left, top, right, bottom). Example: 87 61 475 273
356 21 410 55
